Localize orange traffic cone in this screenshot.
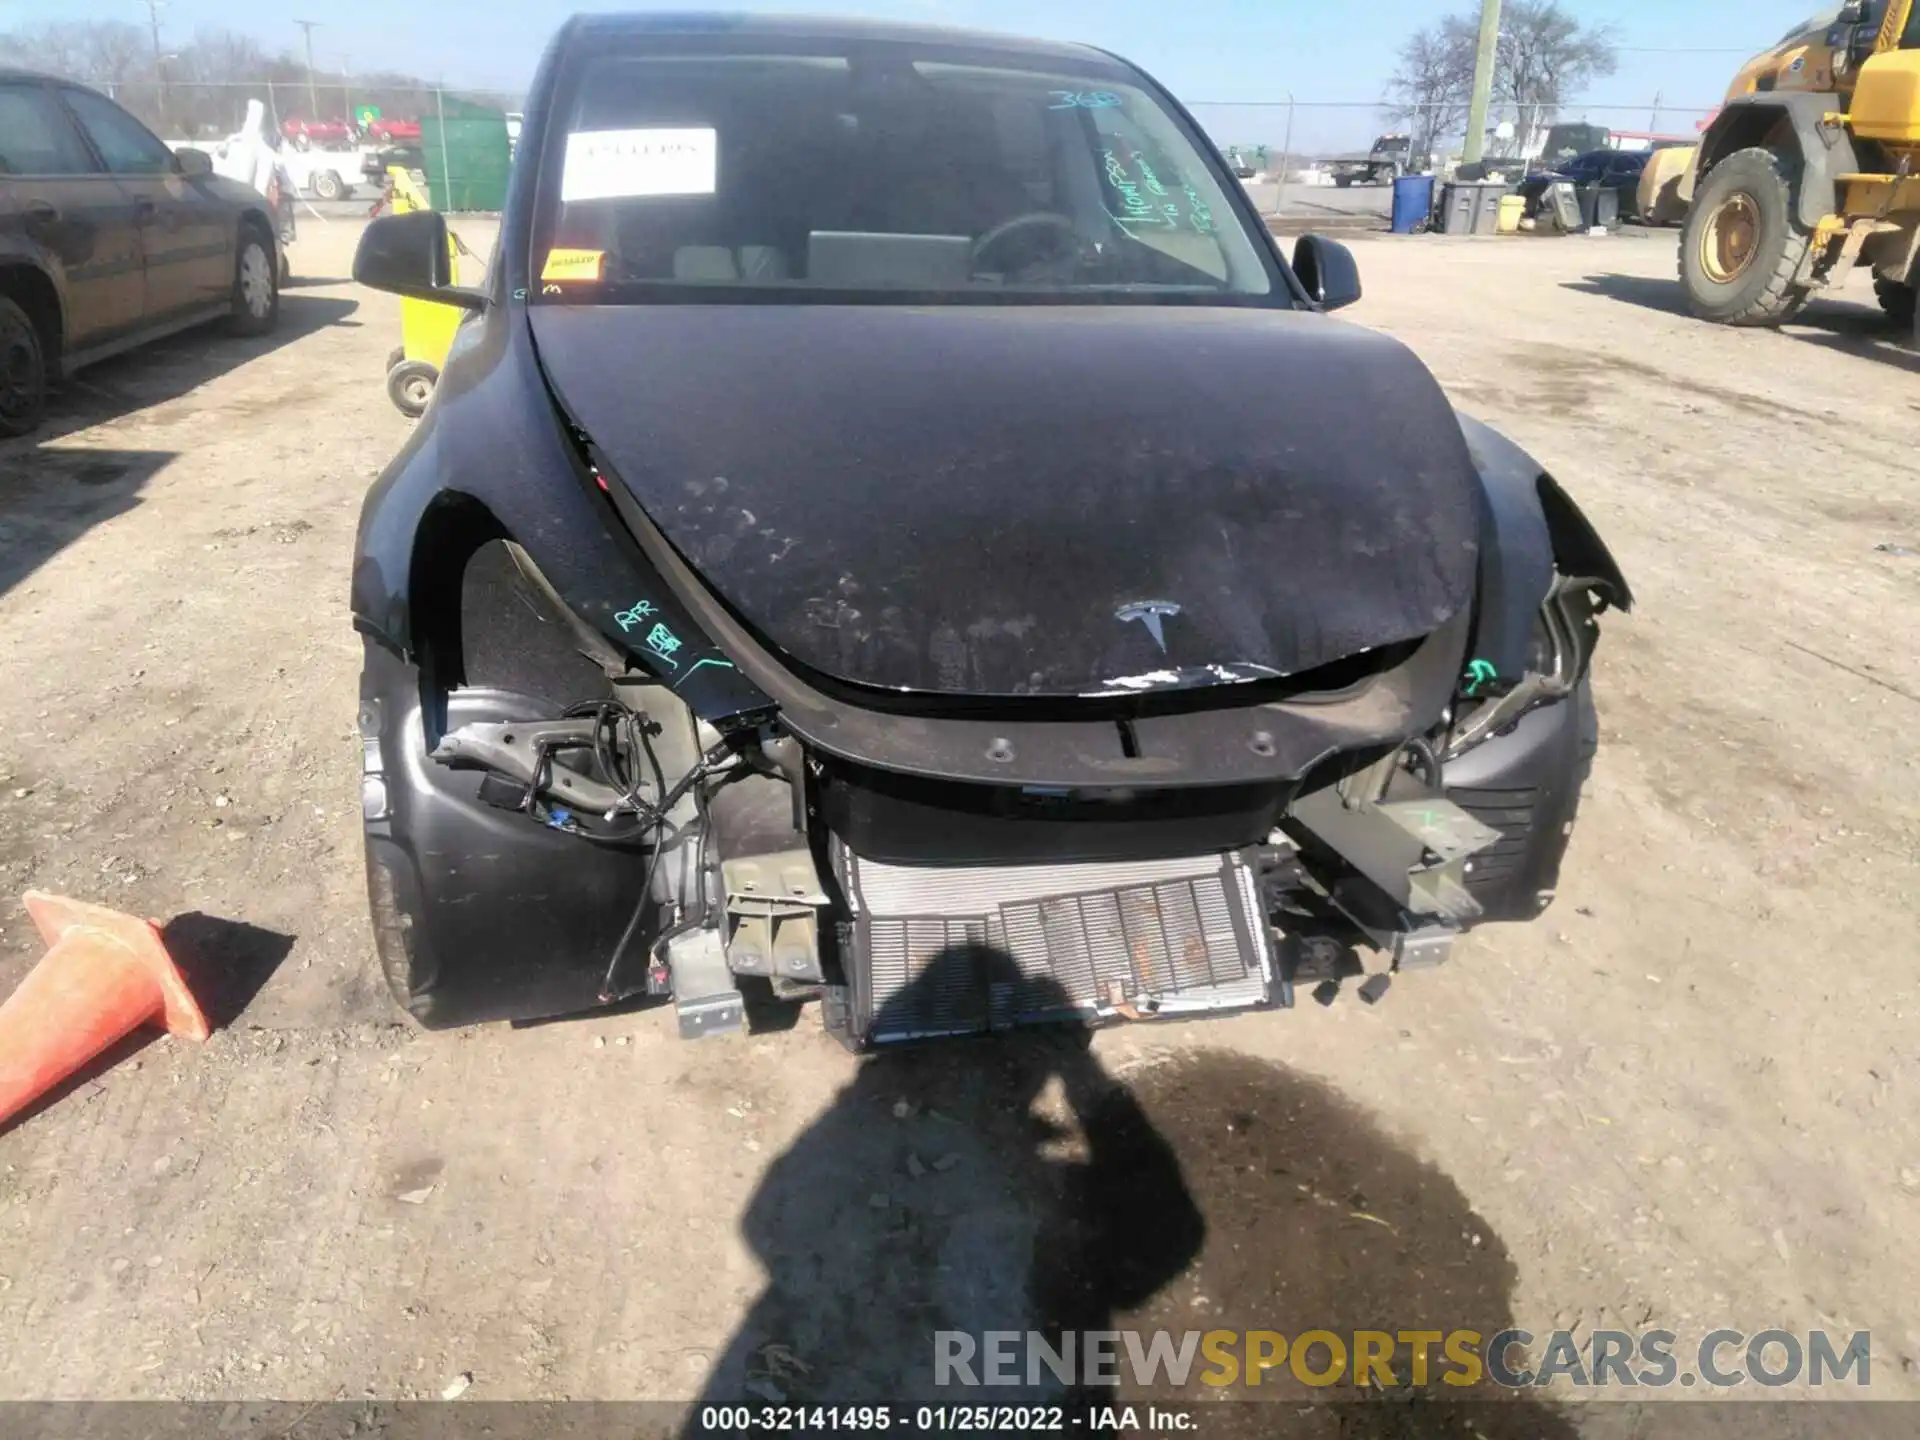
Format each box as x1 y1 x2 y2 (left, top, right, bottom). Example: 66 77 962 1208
0 891 210 1130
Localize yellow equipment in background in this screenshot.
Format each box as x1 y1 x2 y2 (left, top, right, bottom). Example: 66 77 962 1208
381 167 473 418
1675 0 1920 332
1636 145 1697 228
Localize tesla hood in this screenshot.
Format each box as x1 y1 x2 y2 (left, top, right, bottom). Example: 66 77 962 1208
529 302 1482 698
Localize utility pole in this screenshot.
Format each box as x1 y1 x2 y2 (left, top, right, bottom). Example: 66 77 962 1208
1461 0 1502 166
138 0 168 129
1649 90 1663 135
295 19 321 119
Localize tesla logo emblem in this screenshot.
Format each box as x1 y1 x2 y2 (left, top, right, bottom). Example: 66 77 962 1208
1115 600 1180 652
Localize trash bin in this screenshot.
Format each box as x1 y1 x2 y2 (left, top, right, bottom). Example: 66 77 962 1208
1391 173 1437 234
1594 186 1621 230
1497 194 1526 234
1576 183 1622 231
1545 181 1583 233
1440 181 1509 236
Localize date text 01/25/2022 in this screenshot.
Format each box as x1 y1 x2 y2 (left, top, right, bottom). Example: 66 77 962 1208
694 1405 1198 1432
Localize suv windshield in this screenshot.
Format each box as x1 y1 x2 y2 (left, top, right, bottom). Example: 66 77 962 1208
532 36 1276 303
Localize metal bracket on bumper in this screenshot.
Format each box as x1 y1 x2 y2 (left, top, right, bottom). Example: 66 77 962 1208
1289 785 1501 969
664 928 744 1039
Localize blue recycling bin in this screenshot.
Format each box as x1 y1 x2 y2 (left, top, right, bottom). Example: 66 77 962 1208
1390 173 1436 234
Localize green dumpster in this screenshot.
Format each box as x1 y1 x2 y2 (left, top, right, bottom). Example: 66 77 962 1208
420 95 511 213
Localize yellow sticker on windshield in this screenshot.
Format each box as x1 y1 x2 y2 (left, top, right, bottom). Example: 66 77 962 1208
542 248 606 282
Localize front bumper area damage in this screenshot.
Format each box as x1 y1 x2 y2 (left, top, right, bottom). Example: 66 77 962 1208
360 521 1616 1046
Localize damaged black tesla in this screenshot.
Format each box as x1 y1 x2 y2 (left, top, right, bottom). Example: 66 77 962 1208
349 14 1631 1047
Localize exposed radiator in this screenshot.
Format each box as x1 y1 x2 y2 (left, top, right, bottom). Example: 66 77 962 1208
840 849 1273 1045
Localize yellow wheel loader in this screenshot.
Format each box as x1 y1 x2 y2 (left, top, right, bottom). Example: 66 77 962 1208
1676 0 1920 333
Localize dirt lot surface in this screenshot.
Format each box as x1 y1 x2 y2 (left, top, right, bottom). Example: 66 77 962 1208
1 220 1917 1423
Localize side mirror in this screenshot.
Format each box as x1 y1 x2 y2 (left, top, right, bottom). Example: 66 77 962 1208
352 209 486 311
1292 234 1362 312
174 147 212 177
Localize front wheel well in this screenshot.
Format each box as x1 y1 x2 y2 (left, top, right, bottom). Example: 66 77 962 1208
0 263 63 372
409 493 510 735
408 496 611 737
237 209 275 249
1698 107 1797 177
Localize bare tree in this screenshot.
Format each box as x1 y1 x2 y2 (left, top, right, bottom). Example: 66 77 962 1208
0 18 506 138
1385 16 1480 160
1 20 148 85
1495 0 1618 154
1387 2 1617 160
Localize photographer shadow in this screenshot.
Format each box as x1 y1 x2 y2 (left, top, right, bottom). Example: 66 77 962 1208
687 945 1579 1439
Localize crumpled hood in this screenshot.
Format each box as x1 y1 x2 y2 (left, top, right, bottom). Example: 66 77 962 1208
529 302 1481 698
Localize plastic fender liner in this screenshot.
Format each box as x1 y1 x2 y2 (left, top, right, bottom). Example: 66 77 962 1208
1455 411 1632 684
359 636 654 1028
1444 679 1598 923
1537 474 1633 613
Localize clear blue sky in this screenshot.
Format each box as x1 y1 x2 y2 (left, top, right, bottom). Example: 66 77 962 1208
22 0 1818 141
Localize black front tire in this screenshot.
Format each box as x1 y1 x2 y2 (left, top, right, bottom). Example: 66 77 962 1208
1678 147 1813 326
0 295 48 440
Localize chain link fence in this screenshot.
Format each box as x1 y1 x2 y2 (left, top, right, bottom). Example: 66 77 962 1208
80 76 1719 220
94 78 524 146
1185 99 1717 170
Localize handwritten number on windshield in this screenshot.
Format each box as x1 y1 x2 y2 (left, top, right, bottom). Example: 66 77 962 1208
1049 90 1124 110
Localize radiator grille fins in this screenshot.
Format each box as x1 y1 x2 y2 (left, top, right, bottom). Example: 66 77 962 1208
851 852 1271 1044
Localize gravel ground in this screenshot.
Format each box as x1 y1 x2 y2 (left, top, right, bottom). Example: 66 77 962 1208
0 219 1916 1421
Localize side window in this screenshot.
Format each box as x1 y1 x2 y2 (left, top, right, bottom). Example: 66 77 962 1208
61 87 174 176
1085 104 1229 281
0 84 98 177
988 93 1054 209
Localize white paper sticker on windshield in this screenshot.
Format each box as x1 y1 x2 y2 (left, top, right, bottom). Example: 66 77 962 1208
561 127 717 202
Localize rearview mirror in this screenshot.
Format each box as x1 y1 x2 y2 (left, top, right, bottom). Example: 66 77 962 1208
1292 234 1362 312
352 209 486 311
174 147 212 177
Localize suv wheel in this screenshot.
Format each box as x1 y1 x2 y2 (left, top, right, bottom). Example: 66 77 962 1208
0 295 47 439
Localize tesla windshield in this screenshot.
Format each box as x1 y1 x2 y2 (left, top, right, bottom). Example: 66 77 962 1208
533 40 1277 301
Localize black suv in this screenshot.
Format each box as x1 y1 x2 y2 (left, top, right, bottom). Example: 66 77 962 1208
0 72 282 437
347 14 1630 1048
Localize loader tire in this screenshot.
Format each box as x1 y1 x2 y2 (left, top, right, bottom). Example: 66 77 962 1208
1874 276 1916 330
1678 147 1813 327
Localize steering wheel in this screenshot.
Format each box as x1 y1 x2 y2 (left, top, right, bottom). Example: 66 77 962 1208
971 211 1084 277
